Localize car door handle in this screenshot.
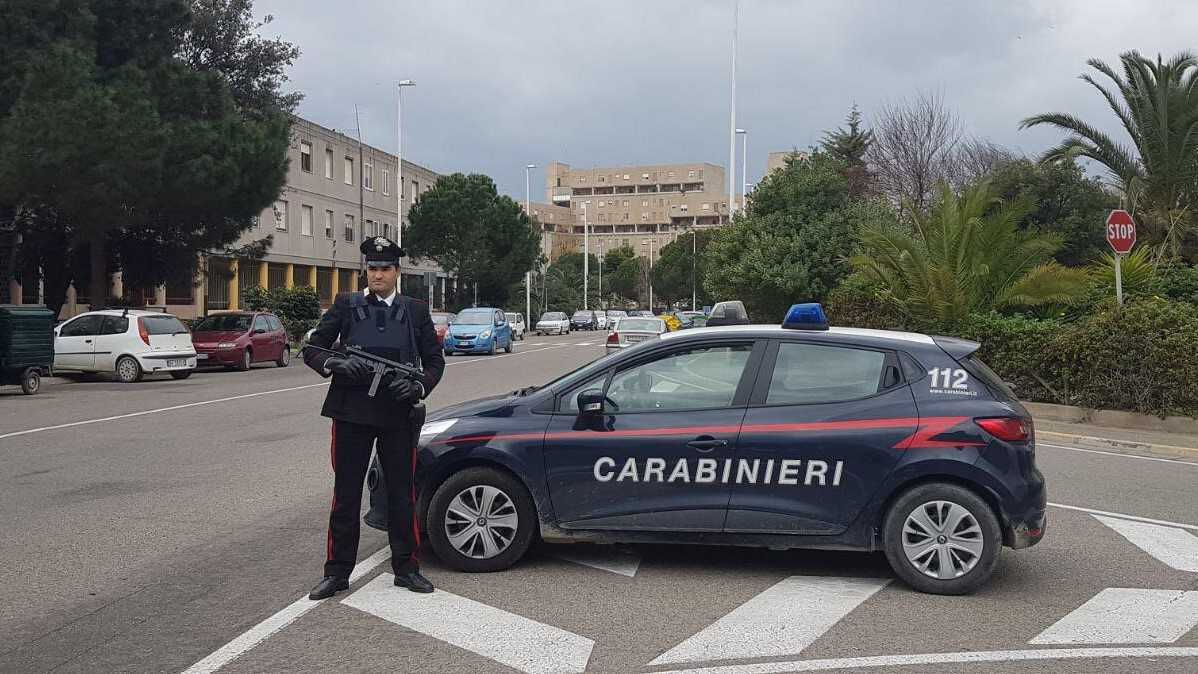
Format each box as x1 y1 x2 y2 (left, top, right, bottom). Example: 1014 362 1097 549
84 339 92 343
687 436 728 452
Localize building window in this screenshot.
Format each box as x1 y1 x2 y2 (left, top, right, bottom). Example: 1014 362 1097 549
412 180 419 198
400 178 405 201
642 213 649 221
598 175 605 183
344 214 355 242
365 219 375 237
383 223 391 239
578 176 586 183
622 200 629 206
642 200 649 207
364 161 374 190
623 174 630 180
697 169 704 178
688 170 696 178
324 209 334 238
344 157 354 185
622 238 629 247
301 204 313 235
300 141 312 172
702 203 710 210
668 171 675 178
382 169 390 195
680 204 688 212
642 173 649 179
274 201 287 230
325 148 334 179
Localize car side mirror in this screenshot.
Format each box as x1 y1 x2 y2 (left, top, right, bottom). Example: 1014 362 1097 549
577 389 606 416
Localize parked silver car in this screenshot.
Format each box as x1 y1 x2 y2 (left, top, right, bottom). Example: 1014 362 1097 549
605 316 668 352
535 311 571 335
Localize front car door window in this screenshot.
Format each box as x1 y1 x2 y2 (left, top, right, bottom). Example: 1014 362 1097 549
606 345 752 412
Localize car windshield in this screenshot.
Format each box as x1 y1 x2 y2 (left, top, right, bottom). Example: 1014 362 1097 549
193 314 253 332
456 311 492 325
572 312 591 319
431 314 451 326
617 318 663 332
540 312 565 321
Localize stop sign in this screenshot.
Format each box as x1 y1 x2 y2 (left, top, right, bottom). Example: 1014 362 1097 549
1106 210 1137 254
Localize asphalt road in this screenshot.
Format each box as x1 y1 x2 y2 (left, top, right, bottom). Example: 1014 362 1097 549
1 331 1195 674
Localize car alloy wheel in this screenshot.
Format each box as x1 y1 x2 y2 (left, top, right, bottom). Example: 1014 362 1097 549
443 485 519 560
276 345 290 367
238 349 252 371
115 356 143 383
901 501 984 579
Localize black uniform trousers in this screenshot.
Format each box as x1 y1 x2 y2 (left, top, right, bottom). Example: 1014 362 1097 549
326 418 420 578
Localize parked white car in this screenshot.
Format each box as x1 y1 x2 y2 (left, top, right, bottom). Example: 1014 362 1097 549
605 316 668 353
595 311 609 330
54 309 197 382
535 311 570 335
504 312 527 340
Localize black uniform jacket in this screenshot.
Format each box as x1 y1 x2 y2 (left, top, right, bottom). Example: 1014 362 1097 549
304 291 446 428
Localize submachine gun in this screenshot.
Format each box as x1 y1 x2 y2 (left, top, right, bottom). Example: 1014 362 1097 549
302 343 424 398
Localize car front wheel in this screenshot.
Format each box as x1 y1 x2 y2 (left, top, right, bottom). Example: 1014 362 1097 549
883 483 1001 595
276 345 290 367
426 467 537 573
237 348 252 371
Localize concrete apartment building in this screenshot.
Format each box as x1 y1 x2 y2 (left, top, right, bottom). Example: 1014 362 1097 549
1 116 452 317
543 161 734 263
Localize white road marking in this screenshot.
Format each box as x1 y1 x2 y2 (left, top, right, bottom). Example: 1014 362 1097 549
649 576 889 666
1031 588 1198 644
180 547 390 674
551 545 642 577
574 342 596 346
1094 516 1198 572
1039 442 1198 466
648 647 1198 673
1048 502 1198 531
341 573 594 674
1038 430 1198 455
0 382 332 441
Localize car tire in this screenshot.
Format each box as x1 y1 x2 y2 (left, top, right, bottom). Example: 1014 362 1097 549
882 483 1001 595
504 338 513 353
426 467 537 573
487 340 496 355
170 370 192 380
20 368 40 395
276 345 290 367
237 348 252 372
444 348 453 357
115 356 143 383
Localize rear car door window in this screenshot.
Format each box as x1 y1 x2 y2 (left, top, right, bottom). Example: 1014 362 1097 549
767 342 887 405
606 344 753 412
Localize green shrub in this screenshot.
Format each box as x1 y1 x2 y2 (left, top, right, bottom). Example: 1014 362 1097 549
825 274 910 330
1152 263 1198 304
953 313 1063 403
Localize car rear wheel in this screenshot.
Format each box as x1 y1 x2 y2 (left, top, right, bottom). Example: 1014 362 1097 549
170 370 192 380
276 345 290 367
237 348 252 371
20 368 40 394
115 356 143 383
882 483 1001 595
427 467 537 573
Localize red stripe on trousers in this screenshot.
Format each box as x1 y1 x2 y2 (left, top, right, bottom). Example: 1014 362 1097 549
327 421 337 562
410 439 421 559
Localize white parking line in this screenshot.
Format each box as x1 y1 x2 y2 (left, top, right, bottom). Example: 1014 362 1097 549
181 547 390 674
1039 442 1198 466
649 647 1198 673
342 574 594 674
1048 503 1198 531
649 576 890 666
1031 588 1198 644
1094 516 1198 572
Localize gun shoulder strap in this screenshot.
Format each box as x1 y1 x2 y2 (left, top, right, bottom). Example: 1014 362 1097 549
405 296 422 371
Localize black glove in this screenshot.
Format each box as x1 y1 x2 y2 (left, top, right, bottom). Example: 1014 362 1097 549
386 377 423 404
326 355 371 382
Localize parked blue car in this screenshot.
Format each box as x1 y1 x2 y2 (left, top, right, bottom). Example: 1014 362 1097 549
443 308 513 356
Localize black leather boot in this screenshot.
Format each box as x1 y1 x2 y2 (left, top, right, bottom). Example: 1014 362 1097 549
308 575 349 600
393 570 434 593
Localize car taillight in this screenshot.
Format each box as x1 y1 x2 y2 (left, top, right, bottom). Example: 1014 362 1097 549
607 331 619 345
975 417 1031 442
137 318 151 346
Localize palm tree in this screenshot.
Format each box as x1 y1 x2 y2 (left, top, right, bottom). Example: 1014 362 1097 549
853 181 1090 327
1021 51 1198 258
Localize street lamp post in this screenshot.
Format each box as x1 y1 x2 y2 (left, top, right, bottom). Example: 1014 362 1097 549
691 228 697 310
524 163 536 333
596 238 604 310
396 79 415 249
728 0 739 218
641 239 655 311
582 201 590 310
736 128 747 213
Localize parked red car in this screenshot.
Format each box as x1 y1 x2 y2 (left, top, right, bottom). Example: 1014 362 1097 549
191 311 290 371
431 312 455 346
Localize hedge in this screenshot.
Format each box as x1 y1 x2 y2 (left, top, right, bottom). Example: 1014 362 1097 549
827 288 1198 417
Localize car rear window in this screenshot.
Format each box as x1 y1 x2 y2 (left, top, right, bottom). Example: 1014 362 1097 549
141 315 188 335
617 318 662 332
962 355 1018 401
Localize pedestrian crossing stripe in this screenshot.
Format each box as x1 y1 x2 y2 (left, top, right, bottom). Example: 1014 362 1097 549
1031 588 1198 644
1094 515 1198 573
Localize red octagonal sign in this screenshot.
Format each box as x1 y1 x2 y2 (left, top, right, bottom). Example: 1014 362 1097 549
1106 209 1137 254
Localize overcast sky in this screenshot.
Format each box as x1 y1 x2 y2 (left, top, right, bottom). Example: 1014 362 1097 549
254 0 1198 201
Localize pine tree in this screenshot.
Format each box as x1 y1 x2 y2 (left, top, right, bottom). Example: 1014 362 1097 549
821 104 874 166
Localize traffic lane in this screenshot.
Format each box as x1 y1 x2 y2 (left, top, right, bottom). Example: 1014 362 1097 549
1036 443 1198 525
217 505 1196 674
0 332 594 438
0 340 602 671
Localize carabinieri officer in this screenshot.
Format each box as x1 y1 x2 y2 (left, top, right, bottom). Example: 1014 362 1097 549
304 236 445 599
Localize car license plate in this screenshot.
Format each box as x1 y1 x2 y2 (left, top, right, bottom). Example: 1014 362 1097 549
196 353 208 360
626 335 646 342
459 342 473 347
167 359 184 367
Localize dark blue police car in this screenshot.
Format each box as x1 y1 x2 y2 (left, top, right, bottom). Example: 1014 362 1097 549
372 304 1046 595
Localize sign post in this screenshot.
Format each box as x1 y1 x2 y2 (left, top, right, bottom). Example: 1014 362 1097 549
1105 209 1137 305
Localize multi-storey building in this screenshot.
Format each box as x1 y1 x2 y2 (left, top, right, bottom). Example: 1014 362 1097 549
1 116 454 317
